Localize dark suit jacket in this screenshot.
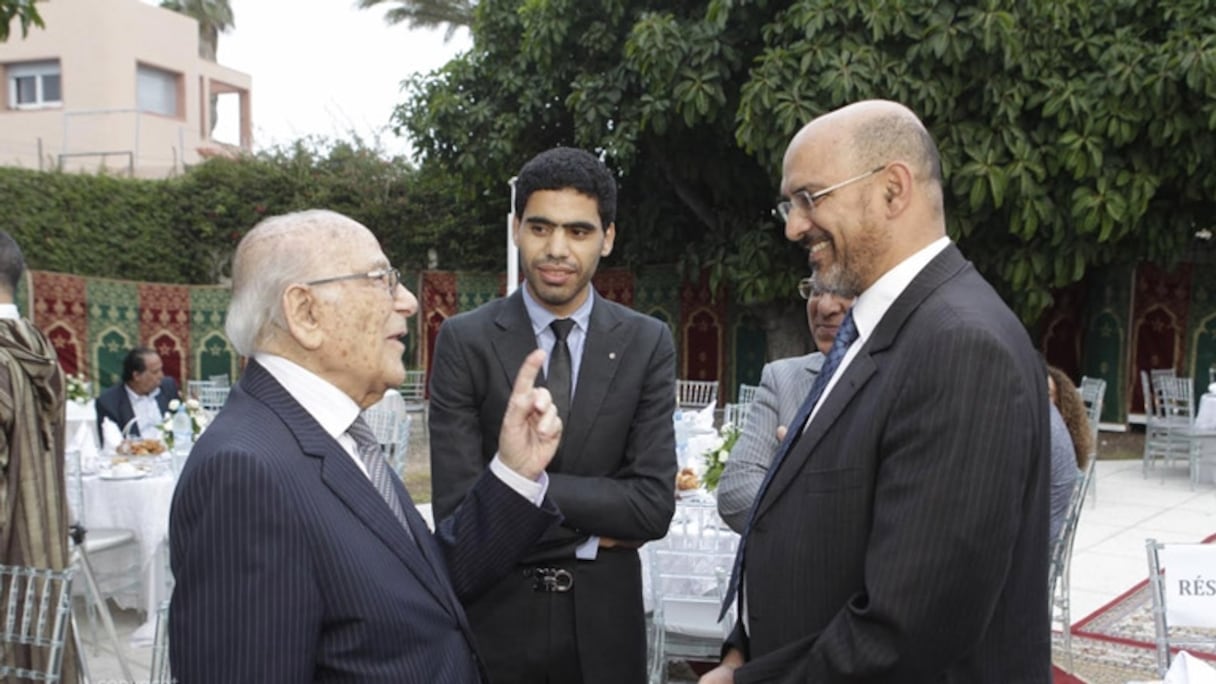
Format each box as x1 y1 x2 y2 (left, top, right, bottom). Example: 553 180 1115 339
429 290 677 684
729 245 1052 683
94 376 178 442
169 361 560 683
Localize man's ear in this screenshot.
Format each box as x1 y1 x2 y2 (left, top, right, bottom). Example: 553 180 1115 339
883 162 914 218
281 284 325 350
601 222 616 257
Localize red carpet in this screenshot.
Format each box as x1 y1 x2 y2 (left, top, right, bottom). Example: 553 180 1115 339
1053 532 1216 682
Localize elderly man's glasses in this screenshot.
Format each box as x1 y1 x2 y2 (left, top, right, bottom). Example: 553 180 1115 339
797 277 852 300
305 267 401 293
776 165 887 222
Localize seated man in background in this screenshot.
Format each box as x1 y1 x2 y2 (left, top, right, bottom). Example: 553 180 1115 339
717 274 855 532
95 346 178 442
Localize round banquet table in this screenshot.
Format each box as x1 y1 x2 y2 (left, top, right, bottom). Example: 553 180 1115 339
81 468 176 646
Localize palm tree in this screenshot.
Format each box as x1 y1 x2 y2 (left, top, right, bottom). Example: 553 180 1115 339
160 0 233 136
355 0 474 41
160 0 234 61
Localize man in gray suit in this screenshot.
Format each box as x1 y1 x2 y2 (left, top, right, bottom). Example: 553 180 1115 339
701 100 1050 682
170 210 564 683
430 147 676 683
717 276 854 533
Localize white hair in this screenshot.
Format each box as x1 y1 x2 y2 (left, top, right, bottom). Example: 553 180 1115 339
225 209 366 356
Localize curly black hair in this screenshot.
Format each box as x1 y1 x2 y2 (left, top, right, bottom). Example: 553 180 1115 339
514 147 617 228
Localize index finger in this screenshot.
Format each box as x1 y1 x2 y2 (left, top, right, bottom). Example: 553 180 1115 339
511 348 547 396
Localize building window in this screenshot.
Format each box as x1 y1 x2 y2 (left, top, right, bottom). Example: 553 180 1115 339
137 63 181 117
7 60 62 109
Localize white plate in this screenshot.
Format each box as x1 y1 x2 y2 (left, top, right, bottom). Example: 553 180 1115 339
99 471 147 481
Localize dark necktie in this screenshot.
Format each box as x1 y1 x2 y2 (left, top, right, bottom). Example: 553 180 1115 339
548 318 576 421
348 416 414 540
720 308 859 619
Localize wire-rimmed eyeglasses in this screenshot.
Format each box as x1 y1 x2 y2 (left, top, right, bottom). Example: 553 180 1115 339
797 277 853 300
305 267 401 293
776 165 887 222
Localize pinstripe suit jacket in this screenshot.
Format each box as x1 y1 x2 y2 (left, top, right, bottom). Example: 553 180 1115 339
717 352 824 533
429 289 677 684
728 244 1052 683
169 361 560 683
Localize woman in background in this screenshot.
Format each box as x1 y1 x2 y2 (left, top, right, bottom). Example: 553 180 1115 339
1046 365 1092 544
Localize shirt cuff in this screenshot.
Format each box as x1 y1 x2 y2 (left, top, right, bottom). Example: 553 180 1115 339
489 454 549 506
575 535 600 560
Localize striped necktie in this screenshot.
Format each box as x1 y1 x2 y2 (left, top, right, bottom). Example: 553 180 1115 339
720 308 859 619
348 416 414 540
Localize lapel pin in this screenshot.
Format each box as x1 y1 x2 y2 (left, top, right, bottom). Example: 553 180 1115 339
609 352 616 360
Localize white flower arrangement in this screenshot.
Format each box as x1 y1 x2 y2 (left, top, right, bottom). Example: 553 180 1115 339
65 373 92 404
160 397 210 448
701 422 739 492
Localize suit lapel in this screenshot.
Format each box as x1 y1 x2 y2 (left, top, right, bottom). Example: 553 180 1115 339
560 296 626 470
490 291 543 393
241 362 460 616
754 245 970 520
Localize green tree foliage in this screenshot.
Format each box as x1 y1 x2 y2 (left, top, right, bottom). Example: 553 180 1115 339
0 138 472 284
1 0 44 42
398 0 1216 328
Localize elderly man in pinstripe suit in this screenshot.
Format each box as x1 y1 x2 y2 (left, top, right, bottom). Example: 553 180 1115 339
702 100 1051 683
716 276 854 533
169 210 563 683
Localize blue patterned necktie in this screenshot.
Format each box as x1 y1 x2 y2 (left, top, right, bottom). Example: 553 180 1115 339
720 308 859 619
348 416 414 541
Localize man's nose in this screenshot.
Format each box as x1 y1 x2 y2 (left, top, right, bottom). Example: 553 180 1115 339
395 284 419 317
546 228 571 257
784 213 812 244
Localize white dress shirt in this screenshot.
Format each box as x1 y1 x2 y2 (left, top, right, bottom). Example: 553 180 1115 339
126 384 165 438
255 353 547 504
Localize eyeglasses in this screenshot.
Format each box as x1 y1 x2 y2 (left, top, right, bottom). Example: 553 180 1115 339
797 277 852 300
305 267 401 294
776 165 887 222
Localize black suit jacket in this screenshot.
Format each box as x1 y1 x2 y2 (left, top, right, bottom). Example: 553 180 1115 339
169 361 560 683
729 245 1051 683
429 290 677 683
94 376 178 442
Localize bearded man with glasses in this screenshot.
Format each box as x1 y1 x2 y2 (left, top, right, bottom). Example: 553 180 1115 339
701 100 1051 683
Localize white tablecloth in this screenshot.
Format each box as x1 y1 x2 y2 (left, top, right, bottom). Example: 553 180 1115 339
81 470 176 645
65 399 98 449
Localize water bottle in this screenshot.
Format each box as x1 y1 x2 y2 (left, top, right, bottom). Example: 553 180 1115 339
172 402 193 460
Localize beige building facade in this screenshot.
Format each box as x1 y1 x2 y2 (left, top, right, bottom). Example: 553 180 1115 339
0 0 252 177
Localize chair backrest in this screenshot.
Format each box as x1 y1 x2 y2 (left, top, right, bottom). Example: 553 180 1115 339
1141 370 1157 419
1146 539 1216 676
186 379 217 401
399 370 427 403
207 374 230 387
676 380 718 410
361 404 411 475
737 383 759 405
722 402 751 431
0 564 75 683
1079 376 1105 457
196 385 231 413
1157 376 1195 422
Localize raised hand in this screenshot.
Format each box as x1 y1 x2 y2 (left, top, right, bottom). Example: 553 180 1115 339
497 349 563 480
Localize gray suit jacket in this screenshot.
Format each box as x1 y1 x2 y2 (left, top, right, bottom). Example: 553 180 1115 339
729 244 1051 683
717 352 824 533
169 361 560 683
429 289 677 683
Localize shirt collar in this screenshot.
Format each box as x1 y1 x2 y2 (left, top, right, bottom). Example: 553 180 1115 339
124 383 161 402
0 303 19 320
254 352 361 440
850 236 951 342
520 284 594 337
